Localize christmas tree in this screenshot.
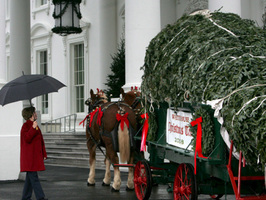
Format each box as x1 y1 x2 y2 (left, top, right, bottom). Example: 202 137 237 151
141 11 265 169
105 39 125 98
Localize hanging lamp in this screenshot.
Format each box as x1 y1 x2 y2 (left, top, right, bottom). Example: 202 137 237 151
52 0 82 36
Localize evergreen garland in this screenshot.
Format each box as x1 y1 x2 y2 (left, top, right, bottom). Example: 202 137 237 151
105 39 125 98
141 11 265 169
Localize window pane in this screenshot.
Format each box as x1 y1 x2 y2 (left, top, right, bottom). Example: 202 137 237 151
41 0 47 6
73 44 84 113
39 50 48 114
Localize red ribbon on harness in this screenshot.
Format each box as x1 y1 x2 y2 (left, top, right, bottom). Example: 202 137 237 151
79 107 103 128
140 113 149 152
190 116 208 174
97 107 103 126
89 109 98 127
79 114 90 127
116 112 129 131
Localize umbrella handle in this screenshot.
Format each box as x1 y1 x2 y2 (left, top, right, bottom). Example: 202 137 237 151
29 99 33 107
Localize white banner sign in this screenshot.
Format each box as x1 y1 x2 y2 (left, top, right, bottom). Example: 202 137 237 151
166 109 193 150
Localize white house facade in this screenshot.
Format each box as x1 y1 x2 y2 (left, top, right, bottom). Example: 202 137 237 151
0 0 265 180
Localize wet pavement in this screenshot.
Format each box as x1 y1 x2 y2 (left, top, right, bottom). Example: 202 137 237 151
0 165 236 200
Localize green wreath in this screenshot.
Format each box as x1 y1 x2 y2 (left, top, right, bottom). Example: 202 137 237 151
189 107 215 156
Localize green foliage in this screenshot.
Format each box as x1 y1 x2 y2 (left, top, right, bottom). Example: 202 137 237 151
105 39 125 98
141 12 266 169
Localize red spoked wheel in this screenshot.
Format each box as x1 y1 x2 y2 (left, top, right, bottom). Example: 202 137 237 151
134 160 152 200
210 194 223 199
173 163 197 200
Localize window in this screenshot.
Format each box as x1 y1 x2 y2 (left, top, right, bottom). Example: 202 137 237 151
73 44 84 113
36 0 47 7
41 0 47 5
39 50 48 114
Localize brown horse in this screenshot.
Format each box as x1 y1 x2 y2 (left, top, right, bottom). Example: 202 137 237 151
85 89 137 191
120 88 144 155
120 87 142 117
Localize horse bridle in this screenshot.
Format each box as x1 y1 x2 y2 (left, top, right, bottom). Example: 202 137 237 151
131 96 141 109
85 96 108 112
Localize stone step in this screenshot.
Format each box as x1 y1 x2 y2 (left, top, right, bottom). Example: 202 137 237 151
43 134 86 141
43 133 86 138
46 150 105 159
45 156 106 169
45 141 87 147
45 145 89 153
44 137 86 143
45 156 90 168
42 132 97 168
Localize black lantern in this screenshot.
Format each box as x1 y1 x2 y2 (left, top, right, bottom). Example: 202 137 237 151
52 0 82 36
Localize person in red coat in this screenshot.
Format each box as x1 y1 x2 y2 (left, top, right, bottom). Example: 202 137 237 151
20 106 48 200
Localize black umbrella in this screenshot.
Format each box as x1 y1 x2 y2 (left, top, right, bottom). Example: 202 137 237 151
0 74 66 106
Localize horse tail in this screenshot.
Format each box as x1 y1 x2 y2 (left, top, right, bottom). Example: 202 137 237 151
118 122 130 163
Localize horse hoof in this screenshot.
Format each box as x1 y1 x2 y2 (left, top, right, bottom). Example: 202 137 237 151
111 187 120 192
126 186 134 191
102 182 110 186
87 182 95 187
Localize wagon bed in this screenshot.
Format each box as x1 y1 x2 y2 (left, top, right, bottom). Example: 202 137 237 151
131 102 265 200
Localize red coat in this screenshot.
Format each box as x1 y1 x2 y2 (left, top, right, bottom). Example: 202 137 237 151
20 120 47 172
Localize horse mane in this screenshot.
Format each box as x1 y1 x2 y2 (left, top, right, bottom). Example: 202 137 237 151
96 89 108 103
120 88 141 107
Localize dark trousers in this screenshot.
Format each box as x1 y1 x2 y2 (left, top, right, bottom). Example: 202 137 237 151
21 171 45 200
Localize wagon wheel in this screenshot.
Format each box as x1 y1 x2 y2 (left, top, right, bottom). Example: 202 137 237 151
210 194 223 199
134 160 152 200
173 163 197 200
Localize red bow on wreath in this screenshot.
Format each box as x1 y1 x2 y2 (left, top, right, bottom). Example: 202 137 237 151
190 116 208 174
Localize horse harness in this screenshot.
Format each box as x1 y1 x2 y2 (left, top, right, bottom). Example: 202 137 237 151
86 100 136 153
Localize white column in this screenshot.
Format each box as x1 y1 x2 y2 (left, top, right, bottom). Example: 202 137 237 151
88 0 117 90
0 0 30 181
124 0 161 91
0 0 6 84
9 0 31 80
208 0 242 16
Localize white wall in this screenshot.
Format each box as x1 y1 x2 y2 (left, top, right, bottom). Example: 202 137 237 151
161 0 177 29
209 0 241 15
176 0 189 19
124 0 161 91
242 0 265 27
0 0 21 181
0 102 22 180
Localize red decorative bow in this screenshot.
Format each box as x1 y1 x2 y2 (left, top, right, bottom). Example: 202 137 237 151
190 116 208 174
140 113 149 152
116 112 129 131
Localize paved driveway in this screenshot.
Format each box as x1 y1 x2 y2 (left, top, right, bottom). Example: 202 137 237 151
0 165 236 200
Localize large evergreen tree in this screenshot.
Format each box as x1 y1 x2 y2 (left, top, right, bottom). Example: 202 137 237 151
141 12 265 169
105 39 125 98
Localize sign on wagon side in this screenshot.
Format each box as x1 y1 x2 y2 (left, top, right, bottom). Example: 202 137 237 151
166 109 193 150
